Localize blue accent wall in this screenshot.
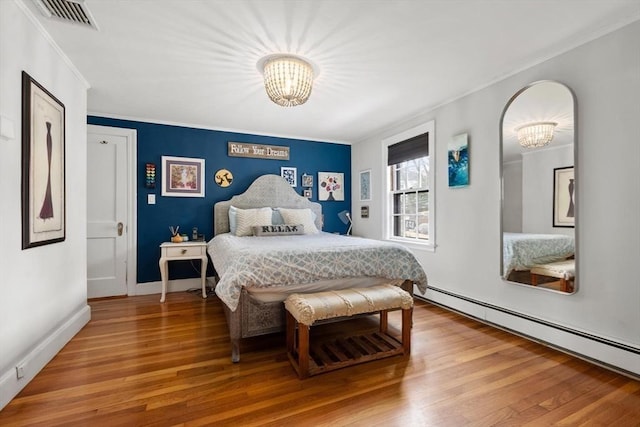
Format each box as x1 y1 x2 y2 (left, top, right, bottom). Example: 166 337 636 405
88 116 351 283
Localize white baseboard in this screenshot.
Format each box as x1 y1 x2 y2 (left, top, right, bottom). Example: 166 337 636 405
132 277 216 296
0 305 91 410
423 287 640 378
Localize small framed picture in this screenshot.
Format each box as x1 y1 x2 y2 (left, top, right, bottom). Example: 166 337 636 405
281 167 297 187
161 156 205 197
553 166 575 228
303 189 312 198
359 169 371 201
318 172 344 201
301 173 313 187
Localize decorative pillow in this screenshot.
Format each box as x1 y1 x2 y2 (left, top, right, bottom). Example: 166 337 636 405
252 224 305 236
272 208 285 225
228 205 239 234
273 207 317 225
277 208 319 234
233 207 273 236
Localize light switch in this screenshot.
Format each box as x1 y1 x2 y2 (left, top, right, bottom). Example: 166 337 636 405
148 194 156 204
0 115 15 140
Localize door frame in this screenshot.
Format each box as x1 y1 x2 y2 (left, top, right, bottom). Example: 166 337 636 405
87 124 137 296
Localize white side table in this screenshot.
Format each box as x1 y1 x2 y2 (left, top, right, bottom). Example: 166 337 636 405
159 241 208 303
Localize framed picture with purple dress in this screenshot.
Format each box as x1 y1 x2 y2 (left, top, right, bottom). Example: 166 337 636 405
553 166 575 228
21 71 66 249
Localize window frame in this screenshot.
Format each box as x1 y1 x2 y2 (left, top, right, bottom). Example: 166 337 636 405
382 120 435 251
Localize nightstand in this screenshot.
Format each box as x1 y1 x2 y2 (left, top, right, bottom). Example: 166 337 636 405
159 241 208 303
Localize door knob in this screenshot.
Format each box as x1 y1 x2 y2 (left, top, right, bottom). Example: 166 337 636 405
117 222 124 236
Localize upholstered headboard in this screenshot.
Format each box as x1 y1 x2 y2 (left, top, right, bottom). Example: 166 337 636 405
213 174 323 236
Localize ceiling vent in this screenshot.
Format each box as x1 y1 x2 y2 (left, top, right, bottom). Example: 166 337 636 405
32 0 99 30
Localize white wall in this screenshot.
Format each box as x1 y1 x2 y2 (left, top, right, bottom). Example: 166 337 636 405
0 0 90 408
352 21 640 373
502 160 522 233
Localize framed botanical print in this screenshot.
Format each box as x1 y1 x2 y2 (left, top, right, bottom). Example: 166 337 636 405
161 156 205 197
22 71 66 249
318 172 344 201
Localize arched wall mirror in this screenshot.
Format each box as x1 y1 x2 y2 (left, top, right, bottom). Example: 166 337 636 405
500 81 577 294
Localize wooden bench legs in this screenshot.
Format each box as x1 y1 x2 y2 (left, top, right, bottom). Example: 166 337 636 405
287 308 412 379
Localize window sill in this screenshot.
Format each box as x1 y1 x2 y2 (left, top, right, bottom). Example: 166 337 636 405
386 237 435 253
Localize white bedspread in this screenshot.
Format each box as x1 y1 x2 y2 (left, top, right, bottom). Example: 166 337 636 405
208 232 428 311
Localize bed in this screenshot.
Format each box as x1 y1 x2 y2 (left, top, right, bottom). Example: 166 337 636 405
503 232 574 278
208 174 428 362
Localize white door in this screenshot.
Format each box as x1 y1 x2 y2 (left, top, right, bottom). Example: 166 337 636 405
87 126 130 298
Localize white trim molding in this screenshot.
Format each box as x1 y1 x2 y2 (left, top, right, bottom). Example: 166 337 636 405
424 287 640 378
0 305 91 410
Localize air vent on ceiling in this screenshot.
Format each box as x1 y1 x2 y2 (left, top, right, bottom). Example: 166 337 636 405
32 0 99 30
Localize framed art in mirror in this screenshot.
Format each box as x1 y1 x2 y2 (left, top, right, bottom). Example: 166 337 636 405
553 166 575 228
21 71 66 249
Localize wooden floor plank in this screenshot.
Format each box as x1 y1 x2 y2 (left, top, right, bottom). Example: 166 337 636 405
1 292 638 426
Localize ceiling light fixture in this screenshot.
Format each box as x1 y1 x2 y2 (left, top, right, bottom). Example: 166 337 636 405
515 122 558 148
259 55 315 107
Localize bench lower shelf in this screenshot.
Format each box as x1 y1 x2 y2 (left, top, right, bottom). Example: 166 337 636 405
288 330 406 377
286 307 412 378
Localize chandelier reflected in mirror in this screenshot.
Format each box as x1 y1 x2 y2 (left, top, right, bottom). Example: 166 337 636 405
259 55 315 107
515 122 558 148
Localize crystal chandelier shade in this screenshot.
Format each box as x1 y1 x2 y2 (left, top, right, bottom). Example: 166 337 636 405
262 56 314 107
515 122 558 148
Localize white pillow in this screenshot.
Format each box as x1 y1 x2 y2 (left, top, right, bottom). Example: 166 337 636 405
234 207 273 236
278 208 319 234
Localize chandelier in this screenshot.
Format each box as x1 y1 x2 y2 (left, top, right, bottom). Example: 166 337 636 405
260 55 314 107
515 122 558 148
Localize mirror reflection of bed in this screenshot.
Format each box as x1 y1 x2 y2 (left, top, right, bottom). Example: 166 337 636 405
500 81 577 294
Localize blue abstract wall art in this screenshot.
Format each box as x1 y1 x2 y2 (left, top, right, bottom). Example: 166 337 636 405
448 133 469 188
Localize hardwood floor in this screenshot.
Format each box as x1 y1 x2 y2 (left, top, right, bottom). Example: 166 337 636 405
1 291 639 426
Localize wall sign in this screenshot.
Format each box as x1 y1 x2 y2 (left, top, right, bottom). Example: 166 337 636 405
228 141 289 160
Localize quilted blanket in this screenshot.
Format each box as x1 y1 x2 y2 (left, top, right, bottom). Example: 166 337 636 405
503 232 574 277
208 232 428 311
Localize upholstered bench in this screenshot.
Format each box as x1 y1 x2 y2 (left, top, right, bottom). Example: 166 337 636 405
530 259 575 292
284 284 413 378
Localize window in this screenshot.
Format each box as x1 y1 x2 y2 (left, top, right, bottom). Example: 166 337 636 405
383 121 435 247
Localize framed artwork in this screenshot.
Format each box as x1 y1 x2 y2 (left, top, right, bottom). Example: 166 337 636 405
22 71 66 249
303 189 312 198
359 169 371 201
281 167 297 187
318 172 344 201
161 156 205 197
553 166 575 228
301 173 313 187
448 133 469 188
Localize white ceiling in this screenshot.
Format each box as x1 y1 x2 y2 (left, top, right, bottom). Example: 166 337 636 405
23 0 640 144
